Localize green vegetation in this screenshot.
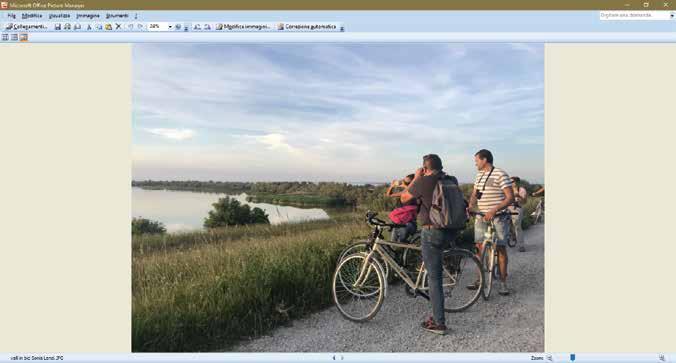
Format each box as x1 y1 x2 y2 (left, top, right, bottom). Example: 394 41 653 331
132 218 166 236
133 214 369 352
204 197 270 228
132 178 543 351
132 180 397 209
133 200 541 351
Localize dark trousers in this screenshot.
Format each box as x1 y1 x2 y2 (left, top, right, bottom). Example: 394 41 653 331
421 227 458 326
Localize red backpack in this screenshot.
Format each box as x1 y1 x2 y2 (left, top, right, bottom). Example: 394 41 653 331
388 204 418 225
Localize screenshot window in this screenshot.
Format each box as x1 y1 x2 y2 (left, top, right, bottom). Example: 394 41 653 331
1 0 675 362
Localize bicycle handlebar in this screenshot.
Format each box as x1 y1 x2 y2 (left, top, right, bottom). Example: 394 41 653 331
469 210 518 217
365 211 405 229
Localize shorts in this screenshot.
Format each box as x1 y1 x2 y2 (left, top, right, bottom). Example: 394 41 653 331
474 213 511 246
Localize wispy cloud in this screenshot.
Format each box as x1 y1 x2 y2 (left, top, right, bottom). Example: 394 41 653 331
144 128 196 141
132 44 544 182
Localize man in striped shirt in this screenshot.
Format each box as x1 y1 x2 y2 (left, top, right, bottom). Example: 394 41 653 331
467 149 515 295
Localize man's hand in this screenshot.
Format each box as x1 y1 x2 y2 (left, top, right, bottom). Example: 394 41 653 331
415 167 425 178
483 209 497 222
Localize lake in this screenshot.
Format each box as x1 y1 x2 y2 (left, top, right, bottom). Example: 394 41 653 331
132 187 331 233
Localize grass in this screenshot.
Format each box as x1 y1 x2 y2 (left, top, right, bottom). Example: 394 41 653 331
133 212 358 255
132 199 542 352
132 215 370 352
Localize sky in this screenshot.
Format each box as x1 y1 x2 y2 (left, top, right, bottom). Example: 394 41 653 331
132 43 544 184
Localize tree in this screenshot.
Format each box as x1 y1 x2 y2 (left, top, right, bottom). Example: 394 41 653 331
132 218 167 235
204 197 270 228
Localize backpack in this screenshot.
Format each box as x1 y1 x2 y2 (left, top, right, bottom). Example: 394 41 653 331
388 204 418 225
429 173 468 230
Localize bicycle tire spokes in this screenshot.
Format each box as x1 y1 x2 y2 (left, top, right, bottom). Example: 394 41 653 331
332 254 385 322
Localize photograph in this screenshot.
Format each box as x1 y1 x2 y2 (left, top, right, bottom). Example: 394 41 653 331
130 43 545 352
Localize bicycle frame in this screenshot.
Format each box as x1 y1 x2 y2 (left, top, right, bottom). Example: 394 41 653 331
353 226 430 301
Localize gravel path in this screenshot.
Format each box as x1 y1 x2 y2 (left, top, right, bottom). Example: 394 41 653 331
234 223 544 352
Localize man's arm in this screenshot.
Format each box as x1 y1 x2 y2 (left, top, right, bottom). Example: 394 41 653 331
400 167 424 204
468 187 478 211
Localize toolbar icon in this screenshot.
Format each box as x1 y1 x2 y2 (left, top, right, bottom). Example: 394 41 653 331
74 23 81 30
1 33 8 41
10 33 17 41
1 2 8 9
64 23 71 30
19 33 27 41
104 23 112 30
54 23 61 30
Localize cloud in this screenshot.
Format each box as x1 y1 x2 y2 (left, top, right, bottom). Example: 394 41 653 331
132 44 544 182
144 128 195 141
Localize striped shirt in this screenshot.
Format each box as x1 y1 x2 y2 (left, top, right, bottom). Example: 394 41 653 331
474 167 512 213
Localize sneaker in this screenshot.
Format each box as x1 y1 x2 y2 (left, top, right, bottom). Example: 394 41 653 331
498 281 511 296
518 246 526 252
421 317 447 335
466 279 481 290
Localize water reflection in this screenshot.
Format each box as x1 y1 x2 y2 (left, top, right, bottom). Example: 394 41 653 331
132 187 330 233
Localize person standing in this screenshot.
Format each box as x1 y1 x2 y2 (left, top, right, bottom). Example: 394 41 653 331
401 154 458 335
509 176 528 252
467 149 515 296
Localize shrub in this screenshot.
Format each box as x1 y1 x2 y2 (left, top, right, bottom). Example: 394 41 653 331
132 218 166 235
204 197 270 228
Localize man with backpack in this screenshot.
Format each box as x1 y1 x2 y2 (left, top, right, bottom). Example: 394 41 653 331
401 154 467 335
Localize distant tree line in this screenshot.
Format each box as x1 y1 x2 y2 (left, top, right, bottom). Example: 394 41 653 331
132 179 543 210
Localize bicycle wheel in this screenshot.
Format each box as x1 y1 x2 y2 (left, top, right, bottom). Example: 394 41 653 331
442 249 484 312
508 227 517 248
332 253 386 322
481 243 494 300
418 249 483 312
337 241 390 281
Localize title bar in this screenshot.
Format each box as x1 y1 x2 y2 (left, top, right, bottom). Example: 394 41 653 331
0 0 674 11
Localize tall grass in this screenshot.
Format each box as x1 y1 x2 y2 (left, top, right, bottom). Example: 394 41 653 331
133 212 359 255
132 218 370 352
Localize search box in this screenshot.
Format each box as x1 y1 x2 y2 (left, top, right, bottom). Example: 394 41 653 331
600 11 674 20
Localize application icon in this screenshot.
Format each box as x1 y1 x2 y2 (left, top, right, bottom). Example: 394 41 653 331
0 2 8 9
277 22 285 30
216 23 223 30
19 33 27 41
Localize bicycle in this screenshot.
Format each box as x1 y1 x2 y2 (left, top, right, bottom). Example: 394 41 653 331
470 210 518 300
337 228 421 283
332 211 483 322
531 197 544 224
